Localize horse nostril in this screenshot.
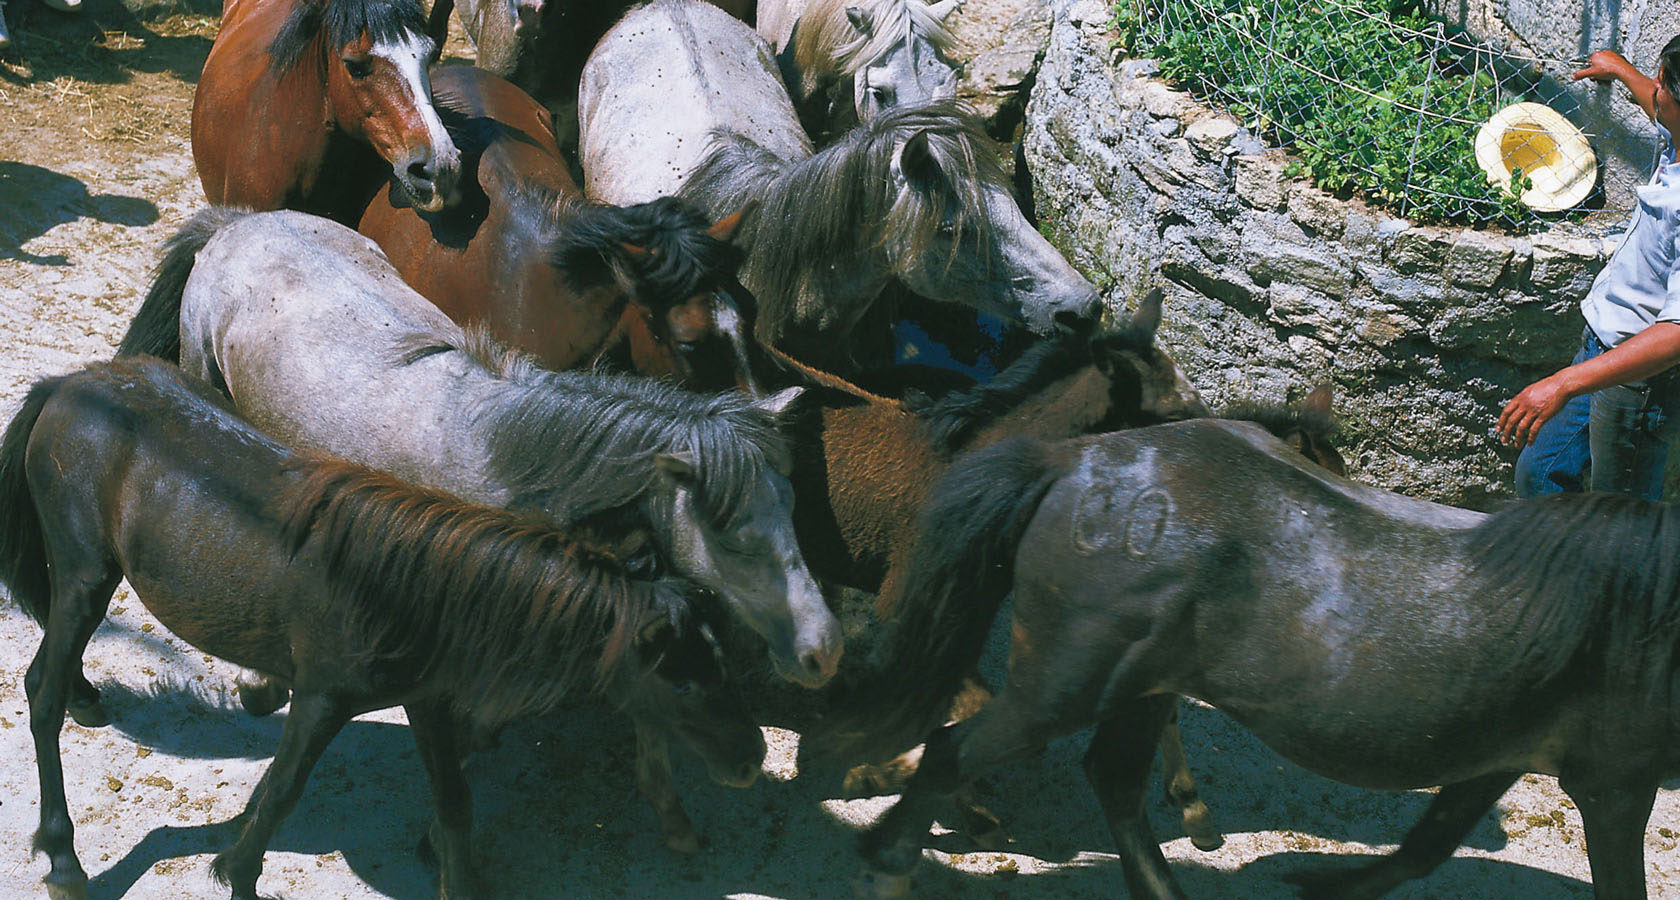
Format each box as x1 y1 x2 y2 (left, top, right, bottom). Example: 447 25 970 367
407 159 435 184
1054 308 1094 334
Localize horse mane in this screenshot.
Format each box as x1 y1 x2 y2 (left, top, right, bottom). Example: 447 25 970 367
792 0 953 78
281 456 677 726
549 197 748 301
681 101 1006 338
909 323 1160 452
441 329 788 528
1215 399 1340 452
268 0 430 74
1467 493 1680 689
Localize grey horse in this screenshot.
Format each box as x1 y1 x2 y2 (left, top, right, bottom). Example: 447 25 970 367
119 207 844 688
759 0 960 142
579 0 1098 372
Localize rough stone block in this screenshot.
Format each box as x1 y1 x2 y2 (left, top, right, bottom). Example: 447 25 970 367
1444 230 1514 290
1526 233 1604 295
1268 283 1346 339
1288 186 1347 239
1185 116 1241 157
1235 155 1287 211
1388 228 1454 275
1139 81 1192 119
1243 222 1352 299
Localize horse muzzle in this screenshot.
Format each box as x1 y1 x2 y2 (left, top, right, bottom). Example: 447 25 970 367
396 145 462 213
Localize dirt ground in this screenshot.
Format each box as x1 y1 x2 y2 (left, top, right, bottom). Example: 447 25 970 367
0 1 1676 898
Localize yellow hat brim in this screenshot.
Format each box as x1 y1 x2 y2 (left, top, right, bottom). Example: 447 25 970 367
1475 102 1597 212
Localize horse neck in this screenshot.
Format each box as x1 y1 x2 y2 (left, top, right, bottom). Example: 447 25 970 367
963 367 1112 453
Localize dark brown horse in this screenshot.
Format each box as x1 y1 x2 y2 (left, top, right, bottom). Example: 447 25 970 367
854 419 1677 900
193 0 461 224
0 358 763 900
357 65 758 392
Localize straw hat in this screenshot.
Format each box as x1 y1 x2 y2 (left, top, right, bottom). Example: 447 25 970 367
1475 101 1596 212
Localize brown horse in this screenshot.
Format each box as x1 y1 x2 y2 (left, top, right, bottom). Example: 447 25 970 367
0 358 764 900
193 0 461 224
357 65 758 392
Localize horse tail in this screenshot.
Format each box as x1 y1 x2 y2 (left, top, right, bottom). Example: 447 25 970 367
0 374 69 624
821 436 1068 764
116 206 250 361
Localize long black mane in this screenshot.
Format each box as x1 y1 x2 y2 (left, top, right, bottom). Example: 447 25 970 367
910 322 1161 452
550 197 747 302
268 0 430 74
1468 492 1680 688
282 457 680 726
447 331 787 528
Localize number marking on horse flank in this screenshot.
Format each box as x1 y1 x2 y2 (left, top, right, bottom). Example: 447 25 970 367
1072 483 1172 558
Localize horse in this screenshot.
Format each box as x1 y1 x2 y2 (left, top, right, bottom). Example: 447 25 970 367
851 417 1680 900
579 0 1099 373
193 0 462 224
626 289 1213 851
0 357 765 900
357 65 760 394
115 207 843 690
758 0 959 143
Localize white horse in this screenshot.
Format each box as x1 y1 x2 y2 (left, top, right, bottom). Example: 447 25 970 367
759 0 960 141
579 0 1098 372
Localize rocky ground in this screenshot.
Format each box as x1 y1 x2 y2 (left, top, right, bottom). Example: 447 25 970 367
0 1 1673 898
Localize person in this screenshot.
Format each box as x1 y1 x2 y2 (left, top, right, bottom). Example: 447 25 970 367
1499 36 1680 499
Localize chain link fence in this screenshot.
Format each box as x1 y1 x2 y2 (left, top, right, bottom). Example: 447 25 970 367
1114 0 1604 229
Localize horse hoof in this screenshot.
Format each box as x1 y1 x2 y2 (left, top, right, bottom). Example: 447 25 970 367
45 878 89 900
1190 832 1225 852
237 680 289 717
851 871 912 900
67 701 110 728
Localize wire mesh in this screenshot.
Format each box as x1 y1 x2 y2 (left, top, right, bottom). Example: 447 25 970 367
1116 0 1606 228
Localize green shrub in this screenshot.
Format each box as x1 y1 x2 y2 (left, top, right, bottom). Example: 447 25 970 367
1113 0 1544 228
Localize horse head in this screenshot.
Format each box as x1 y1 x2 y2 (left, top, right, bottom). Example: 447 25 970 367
879 105 1101 335
641 387 843 688
1089 287 1209 427
623 584 765 789
277 0 462 211
841 0 960 122
553 199 764 393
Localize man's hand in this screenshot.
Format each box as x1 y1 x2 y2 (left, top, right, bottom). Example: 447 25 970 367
1498 375 1573 448
1572 50 1658 120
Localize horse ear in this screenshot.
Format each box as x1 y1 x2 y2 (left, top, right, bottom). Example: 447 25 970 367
846 5 873 35
1133 287 1164 336
927 0 959 20
1285 431 1307 454
897 130 940 189
708 206 750 243
654 452 696 482
753 386 805 420
1302 382 1334 416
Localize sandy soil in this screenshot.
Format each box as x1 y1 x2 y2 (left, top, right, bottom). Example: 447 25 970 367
0 1 1675 898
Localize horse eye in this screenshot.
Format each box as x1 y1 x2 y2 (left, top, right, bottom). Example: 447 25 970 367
343 58 374 79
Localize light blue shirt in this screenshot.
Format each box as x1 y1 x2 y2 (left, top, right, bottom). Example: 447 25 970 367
1582 122 1680 347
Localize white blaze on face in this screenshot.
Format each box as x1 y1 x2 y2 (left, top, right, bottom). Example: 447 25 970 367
370 33 457 189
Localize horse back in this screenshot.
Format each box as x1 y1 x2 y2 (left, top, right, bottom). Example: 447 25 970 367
579 0 811 205
22 361 305 676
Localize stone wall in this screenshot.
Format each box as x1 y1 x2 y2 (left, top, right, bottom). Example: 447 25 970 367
1024 0 1616 507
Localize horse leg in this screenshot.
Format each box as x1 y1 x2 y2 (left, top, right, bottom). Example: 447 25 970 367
1563 774 1657 900
212 691 349 900
1157 700 1222 851
406 701 479 899
66 672 109 728
26 567 121 900
635 721 701 853
856 694 1052 899
1083 696 1186 900
1289 771 1517 900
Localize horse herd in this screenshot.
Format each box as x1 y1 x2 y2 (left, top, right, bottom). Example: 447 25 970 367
2 0 1676 898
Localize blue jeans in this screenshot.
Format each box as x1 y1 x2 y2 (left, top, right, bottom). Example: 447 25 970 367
1515 326 1680 500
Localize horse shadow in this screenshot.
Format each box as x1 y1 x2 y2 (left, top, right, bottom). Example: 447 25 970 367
0 0 214 86
0 161 157 265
